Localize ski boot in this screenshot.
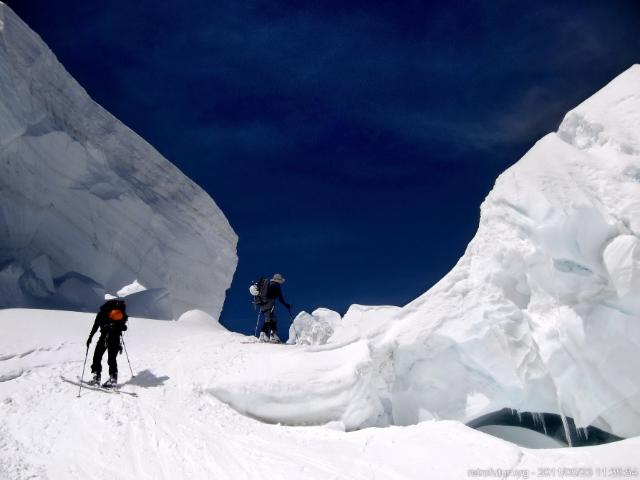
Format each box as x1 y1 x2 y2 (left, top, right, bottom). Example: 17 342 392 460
258 332 269 343
88 372 101 386
102 374 118 389
269 332 281 344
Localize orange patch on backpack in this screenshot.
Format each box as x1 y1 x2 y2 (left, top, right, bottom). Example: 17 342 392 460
109 309 124 321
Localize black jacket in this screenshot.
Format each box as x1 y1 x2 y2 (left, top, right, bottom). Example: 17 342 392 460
265 281 288 307
89 299 128 339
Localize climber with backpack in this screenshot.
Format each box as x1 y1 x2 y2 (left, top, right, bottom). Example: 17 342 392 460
249 273 291 343
86 298 128 387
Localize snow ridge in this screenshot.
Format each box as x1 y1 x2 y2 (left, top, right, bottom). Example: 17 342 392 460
215 66 640 439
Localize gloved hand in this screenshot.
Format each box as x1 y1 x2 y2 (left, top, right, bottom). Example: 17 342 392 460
118 344 123 355
86 336 93 348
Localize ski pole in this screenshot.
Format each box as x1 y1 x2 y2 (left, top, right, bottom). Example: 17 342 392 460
121 335 135 378
78 345 89 398
254 310 262 338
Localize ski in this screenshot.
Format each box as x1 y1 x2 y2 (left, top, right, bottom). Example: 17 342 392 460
60 375 138 397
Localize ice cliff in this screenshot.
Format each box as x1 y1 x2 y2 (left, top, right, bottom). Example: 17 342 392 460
214 65 640 440
0 3 237 318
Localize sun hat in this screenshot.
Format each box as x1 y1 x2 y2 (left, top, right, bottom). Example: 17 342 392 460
272 273 285 283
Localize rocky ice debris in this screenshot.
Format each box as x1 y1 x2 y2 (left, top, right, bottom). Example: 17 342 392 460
287 308 341 345
0 3 237 319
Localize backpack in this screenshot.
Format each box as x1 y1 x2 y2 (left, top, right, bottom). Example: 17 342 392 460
101 299 126 316
249 278 270 308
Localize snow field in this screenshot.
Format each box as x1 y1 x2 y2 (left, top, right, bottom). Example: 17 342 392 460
1 308 639 479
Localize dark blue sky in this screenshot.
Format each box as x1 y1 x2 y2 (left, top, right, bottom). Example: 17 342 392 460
6 1 639 337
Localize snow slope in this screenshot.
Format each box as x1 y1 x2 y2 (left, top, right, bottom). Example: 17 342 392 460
0 3 237 318
1 308 638 479
219 66 640 440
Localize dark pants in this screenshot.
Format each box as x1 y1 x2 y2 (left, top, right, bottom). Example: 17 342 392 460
260 300 277 335
91 333 120 376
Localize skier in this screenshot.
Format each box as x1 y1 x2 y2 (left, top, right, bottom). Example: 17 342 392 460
257 273 290 343
86 298 128 387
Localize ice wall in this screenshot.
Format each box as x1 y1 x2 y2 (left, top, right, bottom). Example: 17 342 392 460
215 66 640 438
0 3 237 318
